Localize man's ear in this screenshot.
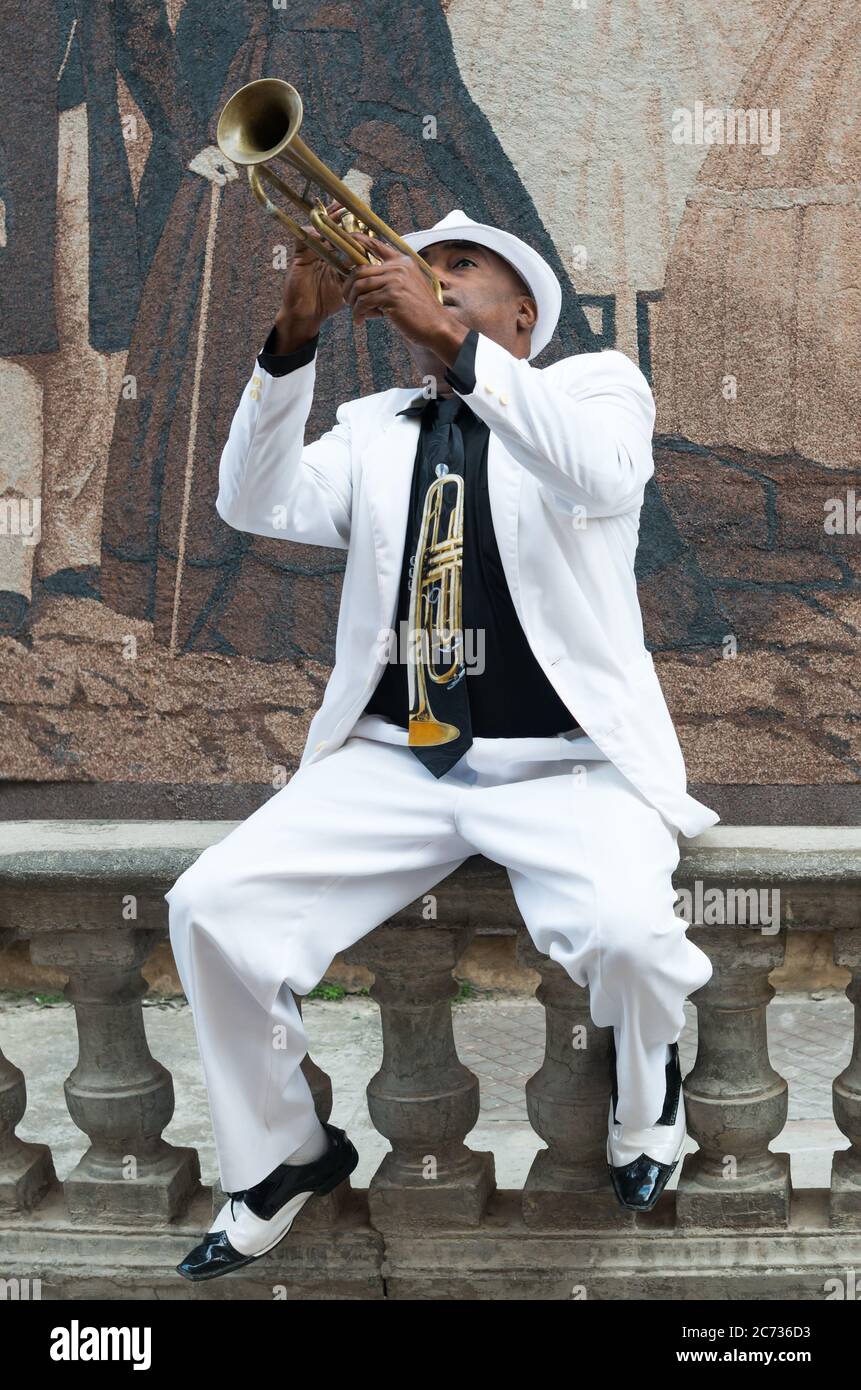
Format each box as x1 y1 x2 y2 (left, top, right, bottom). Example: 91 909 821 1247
518 295 538 332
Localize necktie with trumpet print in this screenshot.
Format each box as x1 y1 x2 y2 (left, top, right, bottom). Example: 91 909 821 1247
406 394 474 777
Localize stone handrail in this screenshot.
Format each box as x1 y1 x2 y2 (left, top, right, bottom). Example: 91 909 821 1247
1 820 860 1298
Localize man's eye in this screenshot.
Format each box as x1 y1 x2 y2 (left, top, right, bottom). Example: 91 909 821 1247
454 257 476 268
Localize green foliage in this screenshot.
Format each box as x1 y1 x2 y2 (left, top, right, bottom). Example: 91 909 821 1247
307 981 347 1001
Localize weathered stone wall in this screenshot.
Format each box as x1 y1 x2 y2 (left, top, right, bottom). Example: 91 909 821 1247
1 0 858 825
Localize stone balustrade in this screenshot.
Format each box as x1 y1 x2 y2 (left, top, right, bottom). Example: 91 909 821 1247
1 821 860 1299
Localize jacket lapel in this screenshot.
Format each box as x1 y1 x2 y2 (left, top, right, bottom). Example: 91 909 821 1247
487 432 525 622
361 408 420 631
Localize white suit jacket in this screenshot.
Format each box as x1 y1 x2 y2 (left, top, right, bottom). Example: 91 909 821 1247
216 330 720 839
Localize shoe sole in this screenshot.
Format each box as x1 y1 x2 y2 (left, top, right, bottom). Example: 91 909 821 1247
176 1140 359 1281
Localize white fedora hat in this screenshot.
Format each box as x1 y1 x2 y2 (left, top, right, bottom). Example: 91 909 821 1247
401 208 562 359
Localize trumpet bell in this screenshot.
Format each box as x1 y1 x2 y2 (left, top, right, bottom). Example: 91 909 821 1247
214 75 444 298
408 719 461 747
216 78 303 166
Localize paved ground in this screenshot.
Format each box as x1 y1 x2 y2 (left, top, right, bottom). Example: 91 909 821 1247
5 988 851 1194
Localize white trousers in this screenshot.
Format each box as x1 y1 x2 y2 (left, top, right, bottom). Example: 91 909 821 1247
165 713 712 1191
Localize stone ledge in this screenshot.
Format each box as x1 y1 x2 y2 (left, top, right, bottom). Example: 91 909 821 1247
3 823 861 940
1 1186 856 1301
4 820 861 893
679 825 861 883
0 1184 385 1301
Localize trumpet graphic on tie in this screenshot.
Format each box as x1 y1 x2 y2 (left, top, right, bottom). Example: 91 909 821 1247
407 470 467 746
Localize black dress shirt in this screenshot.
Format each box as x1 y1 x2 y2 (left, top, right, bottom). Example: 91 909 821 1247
256 324 580 739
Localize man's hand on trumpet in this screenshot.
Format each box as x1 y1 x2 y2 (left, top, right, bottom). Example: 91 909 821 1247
341 232 470 369
273 198 351 354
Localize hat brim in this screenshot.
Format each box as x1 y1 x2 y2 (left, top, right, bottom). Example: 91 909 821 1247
400 219 562 359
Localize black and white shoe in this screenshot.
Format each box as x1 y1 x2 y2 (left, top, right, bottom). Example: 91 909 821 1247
176 1121 359 1281
607 1039 686 1212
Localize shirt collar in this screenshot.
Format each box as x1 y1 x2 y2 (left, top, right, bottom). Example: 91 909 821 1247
396 392 473 420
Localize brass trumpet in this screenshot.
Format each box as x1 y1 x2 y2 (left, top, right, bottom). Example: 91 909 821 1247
407 470 466 747
216 78 443 302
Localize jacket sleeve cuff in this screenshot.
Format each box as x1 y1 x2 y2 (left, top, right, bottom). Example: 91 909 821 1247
444 327 478 395
257 323 320 377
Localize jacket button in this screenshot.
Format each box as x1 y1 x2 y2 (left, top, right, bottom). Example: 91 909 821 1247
499 393 509 406
484 382 495 394
314 740 327 751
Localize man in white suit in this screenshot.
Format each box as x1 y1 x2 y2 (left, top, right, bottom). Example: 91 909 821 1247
167 203 720 1281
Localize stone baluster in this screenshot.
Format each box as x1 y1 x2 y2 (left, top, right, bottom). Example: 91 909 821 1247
830 930 861 1227
0 1045 57 1213
676 927 790 1228
343 916 495 1230
518 935 624 1227
297 994 333 1122
29 928 200 1223
0 930 57 1211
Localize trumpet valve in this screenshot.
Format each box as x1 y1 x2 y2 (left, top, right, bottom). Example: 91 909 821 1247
339 212 375 237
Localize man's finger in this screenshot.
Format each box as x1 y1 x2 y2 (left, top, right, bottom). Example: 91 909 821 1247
346 260 393 282
350 230 399 259
351 287 390 323
342 262 394 301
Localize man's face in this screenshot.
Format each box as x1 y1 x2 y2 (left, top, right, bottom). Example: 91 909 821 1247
402 239 537 385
